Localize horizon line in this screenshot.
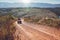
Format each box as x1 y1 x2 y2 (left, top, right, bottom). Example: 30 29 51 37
0 2 60 4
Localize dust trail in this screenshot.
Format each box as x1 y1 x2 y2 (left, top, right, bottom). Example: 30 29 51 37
15 22 33 38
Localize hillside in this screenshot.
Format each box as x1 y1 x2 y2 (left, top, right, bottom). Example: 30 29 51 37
0 15 20 40
20 8 60 28
23 8 58 18
0 8 60 40
47 8 60 16
0 8 60 28
0 8 59 17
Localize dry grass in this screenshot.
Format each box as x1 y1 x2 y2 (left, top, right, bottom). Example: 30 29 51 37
38 18 60 27
0 15 17 40
23 17 60 28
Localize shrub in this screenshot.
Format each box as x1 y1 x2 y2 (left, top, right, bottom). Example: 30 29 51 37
0 15 16 40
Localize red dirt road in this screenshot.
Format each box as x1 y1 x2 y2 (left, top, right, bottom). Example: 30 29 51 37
15 21 60 40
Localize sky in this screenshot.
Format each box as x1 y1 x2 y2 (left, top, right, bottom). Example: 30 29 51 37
0 0 60 4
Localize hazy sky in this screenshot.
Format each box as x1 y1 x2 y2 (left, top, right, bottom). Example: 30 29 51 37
0 0 60 4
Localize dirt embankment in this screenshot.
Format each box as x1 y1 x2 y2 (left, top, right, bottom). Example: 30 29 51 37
0 15 21 40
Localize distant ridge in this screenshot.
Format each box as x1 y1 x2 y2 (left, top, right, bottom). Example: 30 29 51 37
0 2 60 8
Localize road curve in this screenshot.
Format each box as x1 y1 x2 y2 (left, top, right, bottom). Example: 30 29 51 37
14 21 60 40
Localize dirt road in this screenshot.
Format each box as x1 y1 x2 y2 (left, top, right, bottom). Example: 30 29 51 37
15 21 60 40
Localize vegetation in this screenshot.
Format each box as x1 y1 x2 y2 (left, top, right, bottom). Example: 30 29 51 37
38 18 60 27
0 15 17 40
23 17 60 28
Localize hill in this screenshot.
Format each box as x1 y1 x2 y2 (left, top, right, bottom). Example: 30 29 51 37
0 8 59 17
0 8 60 40
0 15 20 40
47 8 60 16
0 2 60 8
